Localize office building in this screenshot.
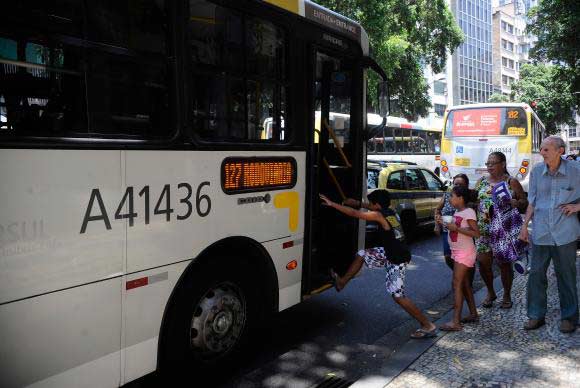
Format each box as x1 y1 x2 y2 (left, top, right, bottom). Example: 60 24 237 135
449 0 494 105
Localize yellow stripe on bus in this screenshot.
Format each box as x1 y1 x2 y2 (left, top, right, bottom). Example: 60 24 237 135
264 0 300 14
274 191 300 232
441 138 451 154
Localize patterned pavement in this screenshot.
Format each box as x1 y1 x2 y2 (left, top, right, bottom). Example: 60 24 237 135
387 260 580 388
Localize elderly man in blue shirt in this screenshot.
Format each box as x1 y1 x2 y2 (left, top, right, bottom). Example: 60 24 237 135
519 136 580 333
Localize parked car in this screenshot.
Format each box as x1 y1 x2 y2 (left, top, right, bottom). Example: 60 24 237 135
367 161 447 239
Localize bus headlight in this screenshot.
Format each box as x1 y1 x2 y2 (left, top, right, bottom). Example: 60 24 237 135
519 167 527 174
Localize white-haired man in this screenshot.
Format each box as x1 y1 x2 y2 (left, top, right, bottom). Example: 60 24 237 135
519 136 580 333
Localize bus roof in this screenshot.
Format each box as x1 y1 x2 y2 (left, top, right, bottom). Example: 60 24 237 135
447 102 532 111
367 113 442 132
264 0 369 55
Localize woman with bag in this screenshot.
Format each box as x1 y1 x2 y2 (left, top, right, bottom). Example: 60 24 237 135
474 152 527 309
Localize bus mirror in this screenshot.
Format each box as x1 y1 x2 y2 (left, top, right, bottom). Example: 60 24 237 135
378 82 389 117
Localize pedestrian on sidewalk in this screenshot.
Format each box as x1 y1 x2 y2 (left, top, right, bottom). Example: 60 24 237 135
474 151 527 309
319 190 438 339
435 173 475 287
440 186 480 331
519 136 580 333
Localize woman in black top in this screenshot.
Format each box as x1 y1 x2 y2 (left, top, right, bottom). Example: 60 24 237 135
320 190 437 339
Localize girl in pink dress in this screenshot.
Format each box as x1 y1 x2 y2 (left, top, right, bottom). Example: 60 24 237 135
441 186 480 331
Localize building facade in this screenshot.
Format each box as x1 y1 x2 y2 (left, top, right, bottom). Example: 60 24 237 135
559 111 580 155
491 3 527 95
449 0 494 105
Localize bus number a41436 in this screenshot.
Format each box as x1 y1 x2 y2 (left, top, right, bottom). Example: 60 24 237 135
80 182 211 234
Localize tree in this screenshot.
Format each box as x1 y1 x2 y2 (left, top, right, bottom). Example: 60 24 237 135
511 64 576 134
317 0 463 121
528 0 580 106
488 93 510 103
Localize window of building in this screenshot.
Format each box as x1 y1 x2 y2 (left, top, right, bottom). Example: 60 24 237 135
502 75 515 86
434 104 447 117
189 1 288 142
502 57 515 69
502 21 514 34
433 81 446 95
502 39 514 52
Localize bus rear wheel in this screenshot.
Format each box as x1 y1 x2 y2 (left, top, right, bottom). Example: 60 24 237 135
159 260 257 378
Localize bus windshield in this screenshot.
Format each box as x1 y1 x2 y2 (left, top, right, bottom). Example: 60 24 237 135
444 107 527 138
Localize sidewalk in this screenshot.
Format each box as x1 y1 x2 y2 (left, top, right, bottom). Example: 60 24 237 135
386 260 580 388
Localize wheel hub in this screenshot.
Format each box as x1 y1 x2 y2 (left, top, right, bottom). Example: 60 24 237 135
190 283 246 358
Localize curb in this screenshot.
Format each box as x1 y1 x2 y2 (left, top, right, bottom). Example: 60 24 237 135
350 274 505 388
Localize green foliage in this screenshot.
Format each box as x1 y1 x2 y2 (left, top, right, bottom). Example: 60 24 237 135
510 64 576 134
528 0 580 106
488 93 511 103
317 0 463 121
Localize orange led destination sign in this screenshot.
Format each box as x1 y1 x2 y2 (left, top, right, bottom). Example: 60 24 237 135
221 157 297 194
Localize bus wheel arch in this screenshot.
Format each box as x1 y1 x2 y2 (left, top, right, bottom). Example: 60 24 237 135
157 237 279 375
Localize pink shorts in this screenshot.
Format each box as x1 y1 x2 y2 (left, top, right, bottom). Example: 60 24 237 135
451 248 476 268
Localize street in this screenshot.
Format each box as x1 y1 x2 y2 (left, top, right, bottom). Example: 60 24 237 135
133 230 476 388
217 231 455 387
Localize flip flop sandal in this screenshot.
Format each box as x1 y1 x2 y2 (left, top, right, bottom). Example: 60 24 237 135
500 300 513 309
440 324 463 332
482 296 497 308
410 328 437 339
460 316 479 324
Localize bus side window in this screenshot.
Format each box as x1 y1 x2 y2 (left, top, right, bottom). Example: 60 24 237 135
1 0 173 140
385 127 395 153
188 1 289 143
85 0 171 139
1 3 88 137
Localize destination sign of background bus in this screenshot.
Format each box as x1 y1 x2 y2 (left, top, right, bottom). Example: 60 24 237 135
439 103 545 191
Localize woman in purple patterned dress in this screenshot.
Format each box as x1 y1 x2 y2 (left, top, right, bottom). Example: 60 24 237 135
474 152 527 309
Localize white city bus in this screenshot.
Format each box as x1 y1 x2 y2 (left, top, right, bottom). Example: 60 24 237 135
366 114 442 172
0 1 387 386
439 103 545 190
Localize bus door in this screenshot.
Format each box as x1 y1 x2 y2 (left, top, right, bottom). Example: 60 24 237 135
306 50 360 292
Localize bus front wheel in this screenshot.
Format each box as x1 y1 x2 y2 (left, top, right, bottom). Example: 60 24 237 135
159 260 257 377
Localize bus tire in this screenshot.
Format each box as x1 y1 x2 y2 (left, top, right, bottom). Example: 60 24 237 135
400 212 416 241
158 258 258 379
